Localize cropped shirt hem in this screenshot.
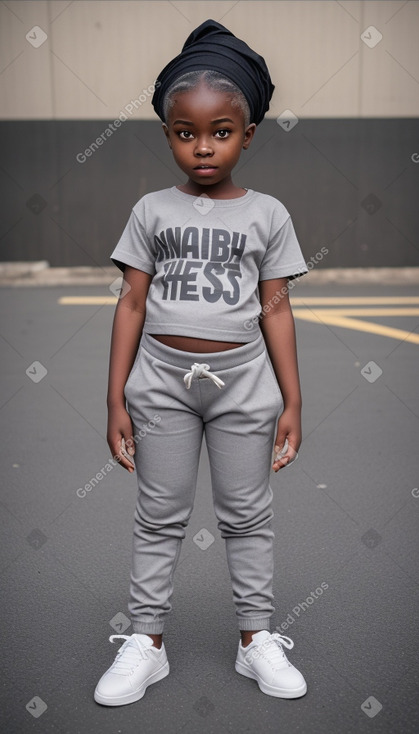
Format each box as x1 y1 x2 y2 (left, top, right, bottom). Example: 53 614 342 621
143 321 261 343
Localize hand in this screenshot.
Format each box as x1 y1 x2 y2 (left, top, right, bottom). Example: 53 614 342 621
107 404 136 473
272 406 302 472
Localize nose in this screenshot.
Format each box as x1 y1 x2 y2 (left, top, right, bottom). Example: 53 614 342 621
194 136 213 157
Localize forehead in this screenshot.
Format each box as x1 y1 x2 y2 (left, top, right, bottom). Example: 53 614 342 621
168 84 244 123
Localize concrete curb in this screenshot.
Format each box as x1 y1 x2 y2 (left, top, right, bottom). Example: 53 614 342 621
1 262 419 286
0 262 118 286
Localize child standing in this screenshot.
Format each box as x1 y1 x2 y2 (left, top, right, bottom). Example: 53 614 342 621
94 19 308 706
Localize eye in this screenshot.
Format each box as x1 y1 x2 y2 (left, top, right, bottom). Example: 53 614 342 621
215 129 231 139
178 131 194 140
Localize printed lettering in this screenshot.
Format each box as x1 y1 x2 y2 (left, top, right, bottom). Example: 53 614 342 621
179 261 202 300
223 269 242 305
181 227 200 259
210 229 230 262
202 262 224 302
155 226 248 305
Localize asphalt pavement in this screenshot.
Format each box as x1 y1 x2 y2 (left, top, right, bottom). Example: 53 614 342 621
1 276 419 734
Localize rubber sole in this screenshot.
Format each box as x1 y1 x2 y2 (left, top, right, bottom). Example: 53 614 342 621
94 660 170 706
235 660 307 699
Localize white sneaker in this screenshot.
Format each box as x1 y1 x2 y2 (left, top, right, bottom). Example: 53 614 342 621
235 630 307 698
94 633 169 706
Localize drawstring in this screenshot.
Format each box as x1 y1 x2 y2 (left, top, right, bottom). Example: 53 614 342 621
184 363 225 390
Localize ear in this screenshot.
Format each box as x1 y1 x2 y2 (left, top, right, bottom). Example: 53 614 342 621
162 123 172 148
242 123 256 150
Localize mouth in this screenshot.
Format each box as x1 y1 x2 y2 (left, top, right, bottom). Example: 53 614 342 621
193 165 218 176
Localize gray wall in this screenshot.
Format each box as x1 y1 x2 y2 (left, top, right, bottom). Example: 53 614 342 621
1 1 418 268
1 118 418 268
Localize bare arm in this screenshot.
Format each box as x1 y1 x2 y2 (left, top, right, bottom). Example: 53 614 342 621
259 277 303 471
107 266 152 471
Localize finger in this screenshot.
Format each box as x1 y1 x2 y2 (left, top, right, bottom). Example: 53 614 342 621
123 435 136 457
120 439 136 470
273 437 288 462
116 457 135 472
113 438 135 473
284 443 299 463
272 443 299 471
274 436 287 457
272 456 289 472
119 454 135 472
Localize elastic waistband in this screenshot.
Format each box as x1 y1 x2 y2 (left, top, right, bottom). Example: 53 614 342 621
141 332 266 370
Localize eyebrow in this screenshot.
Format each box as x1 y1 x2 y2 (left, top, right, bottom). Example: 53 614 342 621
172 117 235 126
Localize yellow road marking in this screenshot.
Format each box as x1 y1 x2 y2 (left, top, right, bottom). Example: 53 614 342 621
290 297 419 305
293 308 419 344
57 296 419 345
294 308 419 316
58 296 419 306
59 296 117 304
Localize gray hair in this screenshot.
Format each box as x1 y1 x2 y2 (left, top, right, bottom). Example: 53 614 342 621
162 70 251 128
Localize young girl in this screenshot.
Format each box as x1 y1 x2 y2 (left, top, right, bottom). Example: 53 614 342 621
94 19 308 706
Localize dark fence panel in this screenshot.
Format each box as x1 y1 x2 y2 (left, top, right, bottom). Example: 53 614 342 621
1 119 418 268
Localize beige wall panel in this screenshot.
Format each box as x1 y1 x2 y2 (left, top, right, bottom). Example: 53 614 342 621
0 0 53 118
0 1 418 119
216 1 362 117
49 1 188 118
359 0 419 116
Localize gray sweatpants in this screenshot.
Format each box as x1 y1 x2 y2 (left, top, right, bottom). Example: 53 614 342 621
123 331 284 634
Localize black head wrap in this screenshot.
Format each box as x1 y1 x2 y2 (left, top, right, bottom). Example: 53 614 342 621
151 19 275 126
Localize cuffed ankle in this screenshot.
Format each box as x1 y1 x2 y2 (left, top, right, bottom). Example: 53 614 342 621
238 617 271 632
131 620 165 635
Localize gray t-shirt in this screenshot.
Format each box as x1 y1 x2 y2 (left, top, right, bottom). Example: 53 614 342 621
110 186 308 342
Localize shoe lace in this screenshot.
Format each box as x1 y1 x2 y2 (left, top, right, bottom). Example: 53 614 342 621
255 633 294 670
108 634 151 675
184 363 225 390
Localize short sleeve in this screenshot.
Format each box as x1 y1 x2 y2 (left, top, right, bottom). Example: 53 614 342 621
110 204 156 275
259 208 308 282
